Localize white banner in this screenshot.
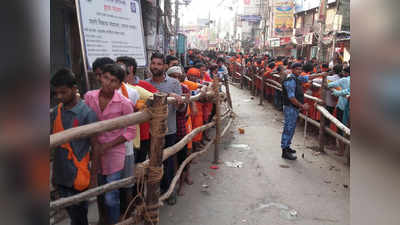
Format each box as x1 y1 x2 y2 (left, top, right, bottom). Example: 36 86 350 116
76 0 147 69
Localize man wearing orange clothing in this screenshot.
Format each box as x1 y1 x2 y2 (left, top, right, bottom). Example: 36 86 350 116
166 66 196 195
186 67 206 150
263 62 275 101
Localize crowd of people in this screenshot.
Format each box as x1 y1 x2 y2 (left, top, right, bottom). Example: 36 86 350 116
50 50 228 225
50 47 350 224
233 53 350 160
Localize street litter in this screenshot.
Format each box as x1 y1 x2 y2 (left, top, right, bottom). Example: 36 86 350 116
238 128 245 134
229 144 250 151
289 209 298 217
255 202 289 211
279 164 290 168
225 160 244 168
210 165 219 170
280 209 298 220
312 151 321 156
243 99 252 102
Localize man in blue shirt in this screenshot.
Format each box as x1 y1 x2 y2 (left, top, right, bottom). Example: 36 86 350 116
281 63 326 160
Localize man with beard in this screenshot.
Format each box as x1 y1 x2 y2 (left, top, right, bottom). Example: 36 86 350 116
146 52 185 205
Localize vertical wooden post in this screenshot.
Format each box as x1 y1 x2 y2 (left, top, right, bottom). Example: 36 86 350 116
318 76 327 152
251 68 256 96
213 77 221 164
145 93 167 225
239 64 244 89
259 75 264 105
223 74 233 110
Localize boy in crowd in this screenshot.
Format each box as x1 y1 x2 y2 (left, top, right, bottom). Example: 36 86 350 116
84 64 136 224
50 69 98 225
116 56 158 93
166 55 180 69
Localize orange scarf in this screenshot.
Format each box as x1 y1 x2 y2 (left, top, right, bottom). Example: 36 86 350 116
121 83 129 98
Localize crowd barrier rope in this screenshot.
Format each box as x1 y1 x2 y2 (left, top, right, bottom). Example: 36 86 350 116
50 77 234 225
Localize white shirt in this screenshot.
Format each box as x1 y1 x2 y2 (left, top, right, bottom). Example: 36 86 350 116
118 83 140 156
313 74 341 107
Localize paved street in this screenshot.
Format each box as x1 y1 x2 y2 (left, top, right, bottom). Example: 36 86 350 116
159 84 349 225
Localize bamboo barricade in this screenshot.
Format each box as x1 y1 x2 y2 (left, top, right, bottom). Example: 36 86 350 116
230 61 350 151
50 91 218 149
50 79 234 225
50 111 233 212
315 104 351 136
213 77 221 164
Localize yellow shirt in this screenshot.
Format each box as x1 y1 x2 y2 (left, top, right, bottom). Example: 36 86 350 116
125 83 154 148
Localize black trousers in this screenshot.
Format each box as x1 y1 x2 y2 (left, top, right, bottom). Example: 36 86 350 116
57 185 88 225
161 134 177 193
135 139 150 163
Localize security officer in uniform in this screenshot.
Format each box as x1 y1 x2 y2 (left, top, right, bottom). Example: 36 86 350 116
281 63 327 160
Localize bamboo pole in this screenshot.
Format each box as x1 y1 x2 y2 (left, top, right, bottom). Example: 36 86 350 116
315 104 351 136
162 122 215 162
145 93 168 225
50 111 152 149
50 176 136 211
265 78 282 88
318 76 327 152
166 90 214 104
259 75 265 106
265 82 282 91
243 74 252 82
114 217 135 225
263 80 323 103
213 77 221 164
298 113 350 145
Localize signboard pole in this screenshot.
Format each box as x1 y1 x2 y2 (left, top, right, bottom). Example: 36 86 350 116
317 0 328 63
75 0 91 91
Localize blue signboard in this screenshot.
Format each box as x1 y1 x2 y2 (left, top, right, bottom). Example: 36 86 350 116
177 34 186 55
240 15 262 23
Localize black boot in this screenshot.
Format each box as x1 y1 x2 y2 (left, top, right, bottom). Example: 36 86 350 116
288 147 296 153
282 148 297 160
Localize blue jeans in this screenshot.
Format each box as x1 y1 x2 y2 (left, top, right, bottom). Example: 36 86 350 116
281 106 299 150
57 186 88 225
98 170 123 224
